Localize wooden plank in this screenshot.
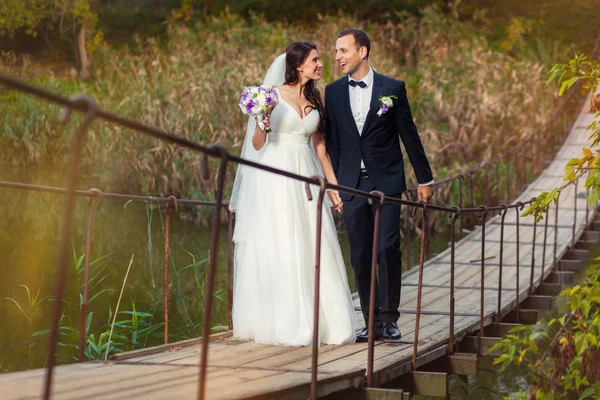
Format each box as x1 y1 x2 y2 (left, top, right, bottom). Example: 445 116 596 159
504 309 538 324
560 259 582 272
459 336 502 356
411 371 448 397
366 388 405 400
446 353 479 376
485 323 524 338
109 330 233 361
567 248 589 260
522 295 552 310
548 271 574 284
537 283 563 296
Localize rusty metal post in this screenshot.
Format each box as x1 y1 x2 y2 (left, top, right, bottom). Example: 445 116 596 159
497 205 508 322
512 152 518 201
163 195 178 344
412 201 428 370
197 146 229 400
226 209 234 330
496 161 501 205
483 167 490 206
44 96 97 400
448 207 461 354
515 203 524 321
554 194 560 269
505 156 511 204
529 211 538 296
367 191 386 387
305 176 328 400
469 172 475 209
477 206 488 356
542 207 549 277
458 177 464 239
79 188 103 363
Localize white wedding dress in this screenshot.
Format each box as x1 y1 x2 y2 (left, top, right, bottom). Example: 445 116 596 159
231 89 357 346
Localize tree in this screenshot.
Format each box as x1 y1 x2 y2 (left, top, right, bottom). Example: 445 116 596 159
523 54 600 221
495 52 600 399
0 0 99 79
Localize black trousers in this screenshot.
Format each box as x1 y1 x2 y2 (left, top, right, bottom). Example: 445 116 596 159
342 175 402 327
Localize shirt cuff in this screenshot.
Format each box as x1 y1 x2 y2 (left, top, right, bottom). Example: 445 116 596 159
418 180 435 186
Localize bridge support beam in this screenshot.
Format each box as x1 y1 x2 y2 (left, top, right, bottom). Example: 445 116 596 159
537 283 563 296
522 295 552 310
504 309 538 324
548 271 574 284
560 259 582 272
388 371 448 398
459 336 502 356
420 353 479 377
365 388 411 400
567 248 589 260
484 323 524 337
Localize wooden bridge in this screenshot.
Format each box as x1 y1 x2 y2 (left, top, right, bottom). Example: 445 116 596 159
0 77 599 400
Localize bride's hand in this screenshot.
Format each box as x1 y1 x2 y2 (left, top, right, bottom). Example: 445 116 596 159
264 109 273 131
328 190 343 214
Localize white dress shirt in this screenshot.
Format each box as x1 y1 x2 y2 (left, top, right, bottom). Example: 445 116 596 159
348 68 374 170
348 69 433 186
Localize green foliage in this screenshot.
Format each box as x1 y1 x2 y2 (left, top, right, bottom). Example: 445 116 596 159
523 53 600 222
490 257 600 399
0 0 98 38
0 0 53 37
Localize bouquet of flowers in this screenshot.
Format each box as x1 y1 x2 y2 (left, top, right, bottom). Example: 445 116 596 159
238 85 279 133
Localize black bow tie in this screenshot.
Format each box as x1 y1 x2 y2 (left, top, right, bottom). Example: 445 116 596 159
348 80 367 88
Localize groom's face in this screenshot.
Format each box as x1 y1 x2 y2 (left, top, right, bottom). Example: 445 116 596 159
335 34 366 76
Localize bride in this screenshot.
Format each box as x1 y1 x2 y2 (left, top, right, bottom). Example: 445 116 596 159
229 41 357 346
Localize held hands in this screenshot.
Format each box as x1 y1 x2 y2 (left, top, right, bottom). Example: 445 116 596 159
328 190 343 214
417 185 434 203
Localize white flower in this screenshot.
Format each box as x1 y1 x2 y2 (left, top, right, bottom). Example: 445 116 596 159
256 93 266 106
382 97 393 107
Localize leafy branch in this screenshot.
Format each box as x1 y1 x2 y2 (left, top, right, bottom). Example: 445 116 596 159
522 53 600 222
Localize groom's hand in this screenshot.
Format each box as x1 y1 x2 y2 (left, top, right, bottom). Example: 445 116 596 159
417 185 434 203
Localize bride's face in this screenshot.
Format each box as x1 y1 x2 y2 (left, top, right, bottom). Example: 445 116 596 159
298 49 323 82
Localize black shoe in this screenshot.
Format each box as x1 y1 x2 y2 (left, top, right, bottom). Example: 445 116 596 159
356 327 383 343
383 322 402 342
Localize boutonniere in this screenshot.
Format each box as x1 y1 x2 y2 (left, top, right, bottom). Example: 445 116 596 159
377 95 398 116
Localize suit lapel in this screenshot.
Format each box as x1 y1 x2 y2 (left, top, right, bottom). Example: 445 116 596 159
360 72 384 138
340 80 360 138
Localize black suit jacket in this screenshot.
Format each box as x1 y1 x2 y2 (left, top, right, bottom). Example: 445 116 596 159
325 71 433 200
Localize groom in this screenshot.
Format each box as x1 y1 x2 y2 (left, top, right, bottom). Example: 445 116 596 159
325 28 434 342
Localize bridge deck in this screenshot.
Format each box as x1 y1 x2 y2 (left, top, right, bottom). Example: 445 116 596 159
0 100 596 399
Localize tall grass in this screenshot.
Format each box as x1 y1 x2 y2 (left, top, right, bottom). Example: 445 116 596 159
0 4 560 212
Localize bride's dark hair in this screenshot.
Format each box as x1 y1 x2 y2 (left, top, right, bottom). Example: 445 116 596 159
284 41 326 135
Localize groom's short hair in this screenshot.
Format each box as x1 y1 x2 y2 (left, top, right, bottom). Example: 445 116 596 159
338 28 371 59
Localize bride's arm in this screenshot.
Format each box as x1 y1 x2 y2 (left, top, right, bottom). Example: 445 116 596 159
312 132 343 212
252 122 268 150
252 98 279 150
